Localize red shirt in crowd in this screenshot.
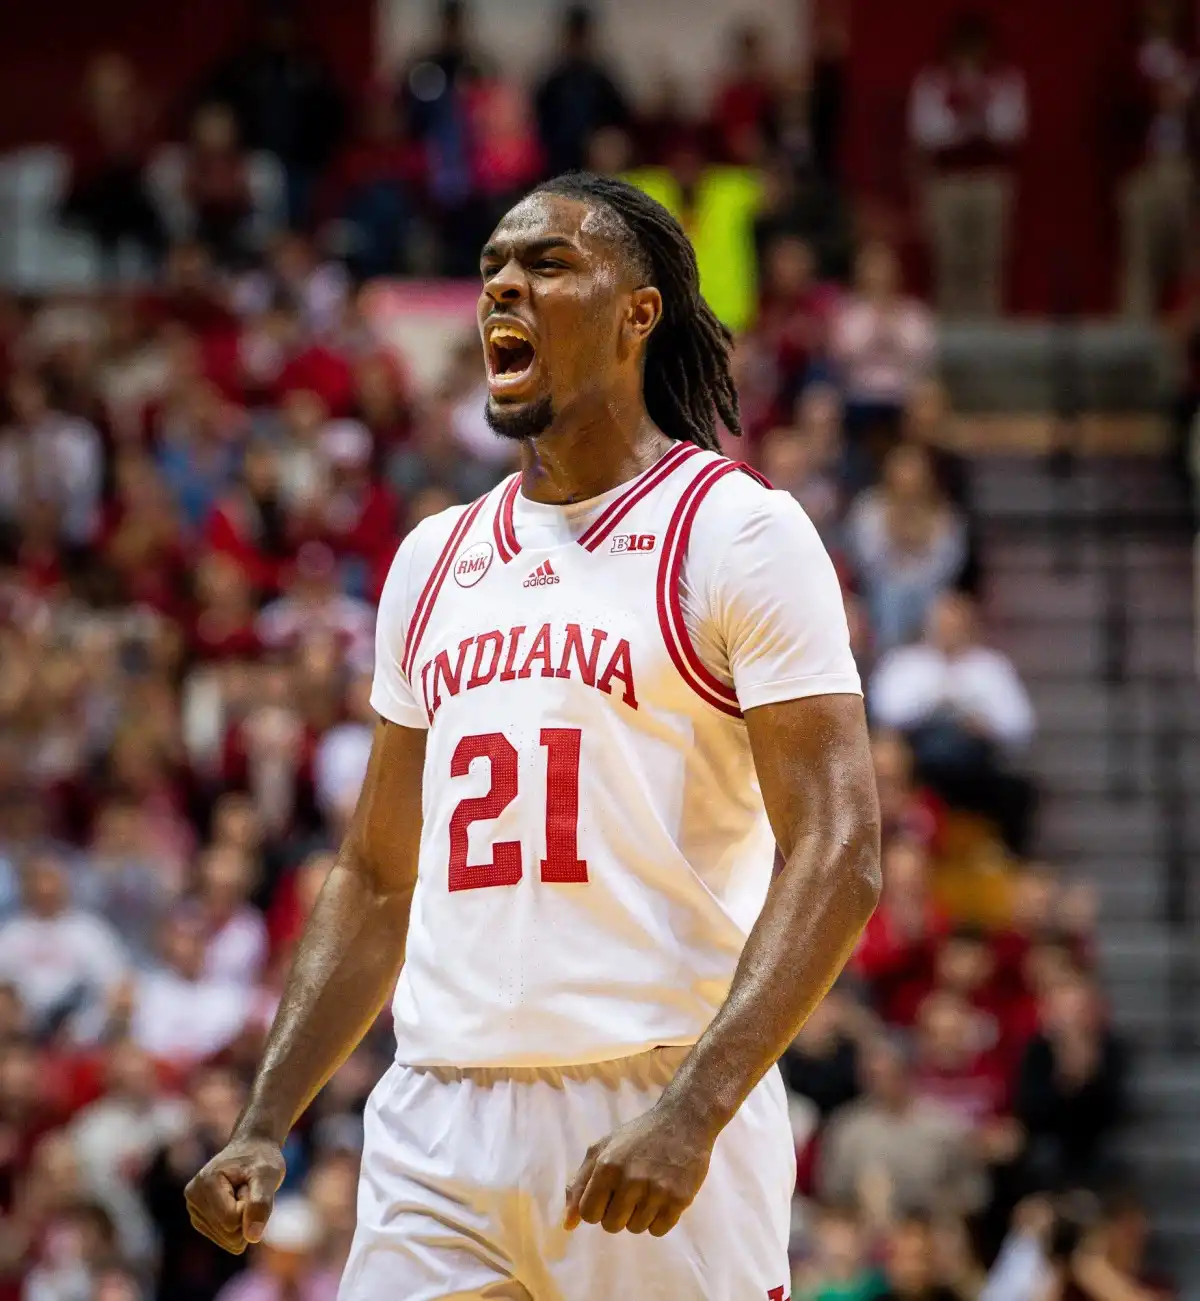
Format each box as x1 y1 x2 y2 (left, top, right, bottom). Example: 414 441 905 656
851 901 951 1026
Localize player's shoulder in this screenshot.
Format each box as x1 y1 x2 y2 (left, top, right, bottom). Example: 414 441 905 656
378 483 503 621
681 454 830 588
686 451 811 536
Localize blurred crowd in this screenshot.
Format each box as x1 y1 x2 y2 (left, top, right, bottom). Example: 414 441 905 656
0 2 1181 1300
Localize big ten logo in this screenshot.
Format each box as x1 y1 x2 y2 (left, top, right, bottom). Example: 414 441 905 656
610 533 657 554
453 541 494 588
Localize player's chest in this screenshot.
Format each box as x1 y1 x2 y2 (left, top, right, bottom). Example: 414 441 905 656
411 537 678 725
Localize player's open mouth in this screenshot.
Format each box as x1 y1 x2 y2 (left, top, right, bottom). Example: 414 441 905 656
485 322 538 397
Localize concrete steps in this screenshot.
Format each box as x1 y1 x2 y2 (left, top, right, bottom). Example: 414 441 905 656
971 451 1198 1294
940 322 1165 412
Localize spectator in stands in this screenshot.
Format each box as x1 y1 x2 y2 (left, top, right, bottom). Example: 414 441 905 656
18 1193 122 1301
878 1214 964 1301
871 732 945 852
795 1201 886 1301
0 370 104 552
386 393 494 517
182 103 254 269
931 1215 987 1300
313 671 373 837
784 986 868 1123
69 1040 187 1202
869 592 1037 852
60 54 165 278
625 136 764 331
214 1195 339 1301
1118 0 1197 317
818 1035 984 1228
534 5 629 176
466 76 545 227
908 11 1027 318
900 379 970 509
847 444 968 649
711 21 778 164
192 843 269 987
0 854 129 1044
320 87 426 278
1014 967 1127 1191
806 2 851 187
124 912 249 1068
205 440 298 598
755 233 840 398
899 377 982 595
854 837 948 1026
312 419 398 595
100 451 190 619
911 990 1020 1173
200 4 346 227
140 1065 248 1301
400 0 491 276
78 798 178 967
830 242 937 452
256 542 374 665
759 390 844 540
351 352 412 452
238 236 350 346
1040 1190 1173 1301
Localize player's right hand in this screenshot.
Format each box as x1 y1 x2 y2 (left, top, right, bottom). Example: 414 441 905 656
184 1136 287 1254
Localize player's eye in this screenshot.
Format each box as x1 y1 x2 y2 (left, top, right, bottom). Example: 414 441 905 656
533 259 568 272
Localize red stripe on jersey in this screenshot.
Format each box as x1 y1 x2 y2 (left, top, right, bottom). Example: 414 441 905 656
403 495 489 680
492 475 521 563
735 462 774 490
579 441 701 551
657 459 744 718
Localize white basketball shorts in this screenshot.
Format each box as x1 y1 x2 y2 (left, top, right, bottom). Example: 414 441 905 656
337 1046 795 1301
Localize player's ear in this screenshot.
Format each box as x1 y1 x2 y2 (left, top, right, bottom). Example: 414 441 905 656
626 286 662 349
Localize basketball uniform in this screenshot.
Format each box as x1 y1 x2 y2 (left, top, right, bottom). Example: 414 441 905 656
341 444 861 1301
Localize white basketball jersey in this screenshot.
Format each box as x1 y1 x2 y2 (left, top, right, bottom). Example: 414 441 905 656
371 443 860 1067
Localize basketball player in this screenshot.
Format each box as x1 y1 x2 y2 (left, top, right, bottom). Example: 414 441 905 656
185 174 881 1300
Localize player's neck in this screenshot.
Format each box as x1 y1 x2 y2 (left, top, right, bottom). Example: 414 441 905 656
518 406 673 506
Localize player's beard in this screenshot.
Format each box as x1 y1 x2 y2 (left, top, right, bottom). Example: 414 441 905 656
485 394 555 442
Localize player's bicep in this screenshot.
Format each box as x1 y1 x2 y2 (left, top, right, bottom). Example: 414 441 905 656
744 693 879 872
345 720 426 897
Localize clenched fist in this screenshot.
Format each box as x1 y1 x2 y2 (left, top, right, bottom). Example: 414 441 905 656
563 1100 716 1237
185 1136 287 1254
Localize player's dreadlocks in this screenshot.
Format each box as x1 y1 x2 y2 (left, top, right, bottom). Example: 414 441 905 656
533 172 741 451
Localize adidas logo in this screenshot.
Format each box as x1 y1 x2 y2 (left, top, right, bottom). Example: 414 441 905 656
522 559 561 588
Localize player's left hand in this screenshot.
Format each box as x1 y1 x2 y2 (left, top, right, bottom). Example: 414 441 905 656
563 1099 716 1237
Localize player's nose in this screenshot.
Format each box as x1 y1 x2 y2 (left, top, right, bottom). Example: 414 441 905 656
482 260 529 306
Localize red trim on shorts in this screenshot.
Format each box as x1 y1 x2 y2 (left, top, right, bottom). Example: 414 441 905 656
402 495 489 680
578 441 701 552
656 459 744 717
492 475 522 563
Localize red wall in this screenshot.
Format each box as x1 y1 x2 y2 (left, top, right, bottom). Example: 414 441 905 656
0 0 374 151
842 0 1141 314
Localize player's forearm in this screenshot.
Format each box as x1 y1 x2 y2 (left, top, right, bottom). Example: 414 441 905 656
660 820 880 1138
234 847 414 1146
